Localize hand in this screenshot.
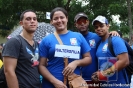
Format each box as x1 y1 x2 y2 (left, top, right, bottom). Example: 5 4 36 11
53 79 67 88
91 71 99 83
92 71 108 82
109 31 120 37
62 61 78 76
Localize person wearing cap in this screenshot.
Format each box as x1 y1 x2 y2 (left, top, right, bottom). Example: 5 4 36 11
91 15 130 88
74 12 120 88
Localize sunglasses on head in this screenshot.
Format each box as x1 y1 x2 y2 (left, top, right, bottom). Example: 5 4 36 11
76 19 88 25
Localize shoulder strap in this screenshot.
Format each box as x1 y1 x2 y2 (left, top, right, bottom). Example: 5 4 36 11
108 36 133 57
53 32 68 85
54 32 63 45
53 32 68 65
108 36 115 56
124 41 133 55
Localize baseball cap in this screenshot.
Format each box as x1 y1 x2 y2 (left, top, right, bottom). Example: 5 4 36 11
74 12 88 22
92 15 108 25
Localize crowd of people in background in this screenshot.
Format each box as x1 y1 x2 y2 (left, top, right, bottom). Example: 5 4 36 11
0 7 133 88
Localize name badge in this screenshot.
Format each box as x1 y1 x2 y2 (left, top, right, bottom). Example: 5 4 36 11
54 44 80 59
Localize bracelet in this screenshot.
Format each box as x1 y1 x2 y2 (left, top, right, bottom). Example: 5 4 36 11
109 63 117 73
104 68 112 75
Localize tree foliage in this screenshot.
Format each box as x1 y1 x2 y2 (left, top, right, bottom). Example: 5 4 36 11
0 0 132 38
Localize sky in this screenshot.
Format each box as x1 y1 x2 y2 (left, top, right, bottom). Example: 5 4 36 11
112 15 121 25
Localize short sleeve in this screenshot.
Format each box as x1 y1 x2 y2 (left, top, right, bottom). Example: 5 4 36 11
39 37 49 58
2 38 21 59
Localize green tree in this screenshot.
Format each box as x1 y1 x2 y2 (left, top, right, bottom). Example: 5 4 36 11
0 0 84 37
127 0 133 44
0 0 132 38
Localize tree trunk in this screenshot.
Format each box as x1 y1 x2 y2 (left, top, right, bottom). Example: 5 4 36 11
127 0 133 44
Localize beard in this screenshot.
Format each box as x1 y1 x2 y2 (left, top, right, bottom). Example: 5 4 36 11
56 28 64 31
78 28 88 35
25 28 36 34
98 35 103 37
77 25 89 34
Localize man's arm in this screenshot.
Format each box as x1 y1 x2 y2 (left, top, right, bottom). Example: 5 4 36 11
103 52 129 74
3 56 19 88
109 31 120 37
91 53 129 82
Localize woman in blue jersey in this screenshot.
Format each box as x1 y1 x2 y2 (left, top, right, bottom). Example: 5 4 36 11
91 15 130 88
39 7 92 88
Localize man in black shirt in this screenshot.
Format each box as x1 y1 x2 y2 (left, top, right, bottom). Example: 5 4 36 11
2 9 41 88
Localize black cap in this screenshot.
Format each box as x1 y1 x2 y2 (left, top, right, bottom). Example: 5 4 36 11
74 12 88 22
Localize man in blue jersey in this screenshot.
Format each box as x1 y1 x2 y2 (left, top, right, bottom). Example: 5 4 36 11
74 12 119 88
91 15 129 88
